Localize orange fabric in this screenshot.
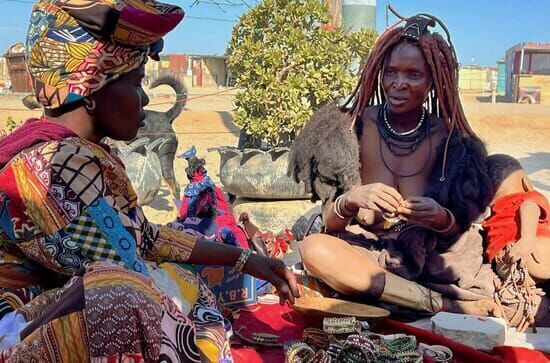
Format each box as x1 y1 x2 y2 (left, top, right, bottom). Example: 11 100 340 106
483 191 550 262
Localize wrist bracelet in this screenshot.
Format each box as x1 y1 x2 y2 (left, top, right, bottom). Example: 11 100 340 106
233 249 252 273
334 194 355 220
431 208 455 234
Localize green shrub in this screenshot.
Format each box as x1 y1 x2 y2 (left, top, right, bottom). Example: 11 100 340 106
226 0 377 147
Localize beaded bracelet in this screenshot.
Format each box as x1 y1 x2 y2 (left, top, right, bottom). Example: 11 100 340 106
233 328 283 348
252 332 280 346
336 334 377 362
323 317 360 335
326 342 344 360
431 207 456 234
284 341 315 363
233 248 252 273
383 334 417 353
379 350 423 363
303 328 340 350
312 349 330 363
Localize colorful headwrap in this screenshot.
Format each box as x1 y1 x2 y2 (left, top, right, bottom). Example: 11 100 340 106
26 0 184 110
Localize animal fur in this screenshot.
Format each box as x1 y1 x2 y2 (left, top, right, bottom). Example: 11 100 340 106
424 131 493 230
288 105 361 204
21 75 187 200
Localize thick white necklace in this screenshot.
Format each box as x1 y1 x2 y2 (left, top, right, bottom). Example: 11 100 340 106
383 104 425 137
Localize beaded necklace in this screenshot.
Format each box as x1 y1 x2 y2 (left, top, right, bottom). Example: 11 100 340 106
377 104 432 178
377 103 430 156
383 103 425 136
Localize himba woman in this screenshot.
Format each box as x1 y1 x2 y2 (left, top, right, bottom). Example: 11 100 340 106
291 13 505 318
0 1 298 361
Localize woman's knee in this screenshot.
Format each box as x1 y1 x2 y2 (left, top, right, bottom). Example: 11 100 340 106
524 238 550 280
525 256 550 280
299 234 334 271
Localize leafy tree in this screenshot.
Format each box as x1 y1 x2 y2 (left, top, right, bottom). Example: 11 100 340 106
226 0 377 147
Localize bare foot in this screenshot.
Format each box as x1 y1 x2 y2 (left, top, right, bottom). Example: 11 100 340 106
444 298 503 317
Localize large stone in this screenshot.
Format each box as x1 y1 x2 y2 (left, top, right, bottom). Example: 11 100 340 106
431 312 506 351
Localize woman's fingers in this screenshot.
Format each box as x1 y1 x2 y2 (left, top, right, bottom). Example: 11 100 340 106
284 267 300 300
270 273 294 305
401 197 432 210
371 197 397 214
398 208 433 220
379 184 404 203
398 205 413 216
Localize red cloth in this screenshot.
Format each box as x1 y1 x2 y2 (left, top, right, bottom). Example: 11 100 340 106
483 191 550 261
231 303 305 342
230 304 550 363
492 345 550 363
230 303 305 363
0 118 77 168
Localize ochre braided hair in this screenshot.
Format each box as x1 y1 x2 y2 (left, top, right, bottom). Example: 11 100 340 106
345 14 479 181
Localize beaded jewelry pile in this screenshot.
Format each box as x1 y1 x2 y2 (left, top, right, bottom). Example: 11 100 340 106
283 317 425 363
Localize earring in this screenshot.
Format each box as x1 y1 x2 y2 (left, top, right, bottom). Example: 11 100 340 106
84 98 96 112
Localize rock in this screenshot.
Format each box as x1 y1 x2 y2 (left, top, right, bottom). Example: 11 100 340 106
215 147 311 200
431 312 506 351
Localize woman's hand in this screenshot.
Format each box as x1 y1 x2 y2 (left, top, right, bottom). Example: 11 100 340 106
243 254 300 305
346 183 403 214
398 197 447 228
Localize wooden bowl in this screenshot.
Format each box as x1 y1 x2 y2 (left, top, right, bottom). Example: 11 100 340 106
293 296 390 328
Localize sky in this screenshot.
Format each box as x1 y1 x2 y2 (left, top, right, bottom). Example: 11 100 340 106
1 0 549 67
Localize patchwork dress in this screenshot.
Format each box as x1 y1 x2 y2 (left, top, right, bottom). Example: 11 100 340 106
0 137 231 362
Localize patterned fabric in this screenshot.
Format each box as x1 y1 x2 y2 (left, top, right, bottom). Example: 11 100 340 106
26 0 184 109
0 137 232 362
0 286 42 321
0 118 77 169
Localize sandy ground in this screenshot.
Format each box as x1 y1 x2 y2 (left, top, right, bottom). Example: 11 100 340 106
0 88 548 225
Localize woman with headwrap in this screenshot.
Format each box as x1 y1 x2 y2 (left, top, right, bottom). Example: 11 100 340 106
0 1 298 361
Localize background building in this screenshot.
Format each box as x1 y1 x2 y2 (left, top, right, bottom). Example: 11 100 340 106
145 54 229 89
505 42 550 104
